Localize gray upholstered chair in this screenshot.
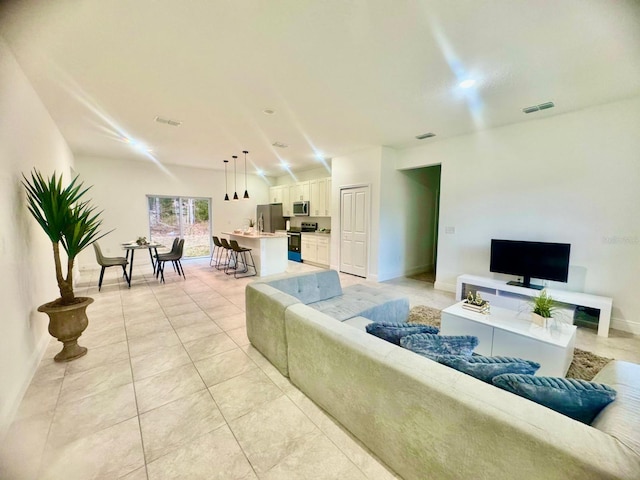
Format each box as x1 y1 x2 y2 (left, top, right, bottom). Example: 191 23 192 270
92 242 130 290
156 238 185 283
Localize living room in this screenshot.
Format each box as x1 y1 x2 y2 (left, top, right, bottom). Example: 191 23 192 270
1 1 639 478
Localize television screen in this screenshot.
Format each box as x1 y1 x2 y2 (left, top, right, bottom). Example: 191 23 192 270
490 239 571 289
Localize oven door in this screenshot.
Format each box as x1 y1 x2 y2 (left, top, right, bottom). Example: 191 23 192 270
288 232 301 252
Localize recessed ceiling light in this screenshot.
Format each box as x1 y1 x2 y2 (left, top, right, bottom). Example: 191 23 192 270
272 141 288 148
256 169 265 176
459 79 476 89
263 109 275 115
415 132 436 140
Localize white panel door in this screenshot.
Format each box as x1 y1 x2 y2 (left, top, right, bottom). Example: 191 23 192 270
340 186 368 277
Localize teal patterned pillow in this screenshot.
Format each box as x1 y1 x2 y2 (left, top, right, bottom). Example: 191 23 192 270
492 374 617 424
400 333 478 360
366 322 439 345
437 355 540 384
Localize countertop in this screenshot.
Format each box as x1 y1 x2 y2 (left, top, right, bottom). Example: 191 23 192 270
222 231 287 239
301 231 331 237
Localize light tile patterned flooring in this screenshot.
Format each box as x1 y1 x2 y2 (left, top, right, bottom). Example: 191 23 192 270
2 258 639 479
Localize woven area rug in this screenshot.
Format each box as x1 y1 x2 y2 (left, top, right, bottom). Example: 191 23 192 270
407 306 612 381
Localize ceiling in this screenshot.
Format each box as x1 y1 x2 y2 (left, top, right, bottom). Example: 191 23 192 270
2 0 640 176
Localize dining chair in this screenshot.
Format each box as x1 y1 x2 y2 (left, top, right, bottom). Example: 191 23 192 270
93 242 130 290
156 239 185 283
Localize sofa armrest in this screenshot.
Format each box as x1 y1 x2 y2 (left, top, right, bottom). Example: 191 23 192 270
592 360 640 457
245 283 300 377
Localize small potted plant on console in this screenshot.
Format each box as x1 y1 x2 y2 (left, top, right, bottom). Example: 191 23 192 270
530 289 557 328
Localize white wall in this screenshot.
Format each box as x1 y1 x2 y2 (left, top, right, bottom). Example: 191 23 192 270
331 147 382 279
0 38 75 435
74 156 273 270
274 166 332 185
398 97 640 333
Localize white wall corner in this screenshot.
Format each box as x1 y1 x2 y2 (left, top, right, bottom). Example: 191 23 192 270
434 280 457 294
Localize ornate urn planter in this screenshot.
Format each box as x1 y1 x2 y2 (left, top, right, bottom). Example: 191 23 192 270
38 297 94 362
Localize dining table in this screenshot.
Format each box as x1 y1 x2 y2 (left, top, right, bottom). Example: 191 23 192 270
121 241 164 283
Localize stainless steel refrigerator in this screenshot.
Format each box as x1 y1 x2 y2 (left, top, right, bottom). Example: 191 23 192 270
256 203 285 233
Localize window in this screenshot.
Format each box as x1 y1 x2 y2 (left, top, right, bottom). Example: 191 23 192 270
147 196 211 257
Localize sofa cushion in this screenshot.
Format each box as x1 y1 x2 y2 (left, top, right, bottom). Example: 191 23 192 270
591 360 640 456
492 374 617 424
342 316 373 331
437 355 540 384
266 270 343 305
400 333 478 360
366 322 439 345
309 284 409 322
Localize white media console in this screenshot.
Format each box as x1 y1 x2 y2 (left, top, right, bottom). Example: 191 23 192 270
455 274 613 337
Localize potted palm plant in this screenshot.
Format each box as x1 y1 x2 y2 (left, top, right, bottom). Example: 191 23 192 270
23 170 108 362
530 289 557 328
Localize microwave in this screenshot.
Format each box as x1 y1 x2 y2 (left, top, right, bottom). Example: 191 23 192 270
293 201 309 216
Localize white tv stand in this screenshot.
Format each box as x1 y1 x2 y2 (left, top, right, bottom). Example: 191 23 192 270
455 274 613 337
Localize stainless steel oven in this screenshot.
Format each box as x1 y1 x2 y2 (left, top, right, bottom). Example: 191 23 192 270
287 230 302 262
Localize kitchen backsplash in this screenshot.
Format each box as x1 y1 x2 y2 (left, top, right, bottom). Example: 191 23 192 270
288 217 332 231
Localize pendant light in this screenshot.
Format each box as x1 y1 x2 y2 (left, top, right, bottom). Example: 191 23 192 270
243 150 250 199
223 160 230 201
232 155 239 201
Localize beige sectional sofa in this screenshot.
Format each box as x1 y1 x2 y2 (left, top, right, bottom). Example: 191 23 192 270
246 271 640 480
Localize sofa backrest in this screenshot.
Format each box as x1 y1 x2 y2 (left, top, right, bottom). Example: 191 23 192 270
265 269 343 305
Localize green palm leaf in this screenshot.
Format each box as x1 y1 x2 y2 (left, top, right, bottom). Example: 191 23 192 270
23 169 111 304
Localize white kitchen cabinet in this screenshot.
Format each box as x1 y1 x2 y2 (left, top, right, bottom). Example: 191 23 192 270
301 234 317 262
309 179 320 216
309 177 330 217
295 181 310 202
301 233 330 266
316 235 330 265
269 185 283 204
282 185 291 216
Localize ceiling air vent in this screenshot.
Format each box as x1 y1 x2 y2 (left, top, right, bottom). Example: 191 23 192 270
154 116 182 126
272 141 288 148
522 101 555 114
416 132 436 140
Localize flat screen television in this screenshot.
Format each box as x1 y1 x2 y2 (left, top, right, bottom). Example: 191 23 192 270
490 239 571 290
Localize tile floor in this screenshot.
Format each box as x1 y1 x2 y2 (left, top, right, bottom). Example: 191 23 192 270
1 258 639 479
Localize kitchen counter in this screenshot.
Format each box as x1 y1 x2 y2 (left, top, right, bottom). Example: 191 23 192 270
222 231 288 277
222 231 287 239
301 231 331 237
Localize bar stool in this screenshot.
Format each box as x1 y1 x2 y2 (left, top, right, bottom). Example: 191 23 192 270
228 240 256 278
217 238 233 271
210 236 223 267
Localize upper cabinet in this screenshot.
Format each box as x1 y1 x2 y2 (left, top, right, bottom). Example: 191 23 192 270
271 177 331 217
310 177 331 217
269 185 283 204
294 181 310 202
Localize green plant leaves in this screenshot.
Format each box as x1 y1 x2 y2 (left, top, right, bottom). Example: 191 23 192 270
531 289 557 318
22 169 110 260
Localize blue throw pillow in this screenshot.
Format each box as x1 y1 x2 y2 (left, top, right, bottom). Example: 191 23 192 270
437 355 540 384
400 333 478 360
365 322 439 345
492 374 617 424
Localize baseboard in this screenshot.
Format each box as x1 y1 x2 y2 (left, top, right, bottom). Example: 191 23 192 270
434 280 456 293
0 331 50 441
611 317 640 336
404 263 434 277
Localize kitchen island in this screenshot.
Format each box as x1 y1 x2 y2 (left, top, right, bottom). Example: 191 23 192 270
221 231 288 277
